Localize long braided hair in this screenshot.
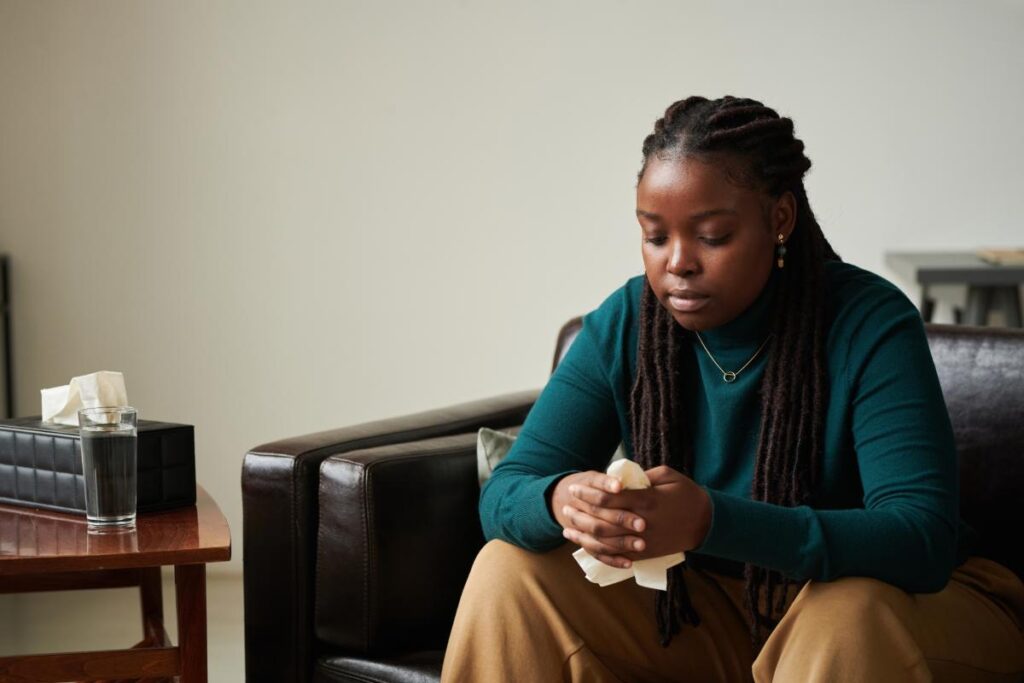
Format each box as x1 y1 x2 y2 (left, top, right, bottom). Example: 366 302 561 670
629 96 841 650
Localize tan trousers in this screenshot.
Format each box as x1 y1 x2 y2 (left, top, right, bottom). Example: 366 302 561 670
441 540 1024 682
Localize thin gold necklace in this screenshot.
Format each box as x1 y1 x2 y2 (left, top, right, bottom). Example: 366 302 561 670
694 332 773 383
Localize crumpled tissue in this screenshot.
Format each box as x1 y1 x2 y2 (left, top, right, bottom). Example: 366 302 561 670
41 371 128 426
572 459 685 590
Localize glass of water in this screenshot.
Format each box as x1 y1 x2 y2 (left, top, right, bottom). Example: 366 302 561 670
78 406 138 530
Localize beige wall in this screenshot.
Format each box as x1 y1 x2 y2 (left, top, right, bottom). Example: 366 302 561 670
2 1 1022 574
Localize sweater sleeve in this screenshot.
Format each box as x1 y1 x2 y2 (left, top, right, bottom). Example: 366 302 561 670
695 287 960 593
479 297 626 552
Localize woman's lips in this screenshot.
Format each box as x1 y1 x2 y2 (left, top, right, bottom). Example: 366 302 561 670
667 294 710 312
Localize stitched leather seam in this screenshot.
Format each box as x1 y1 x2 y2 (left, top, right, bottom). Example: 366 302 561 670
291 455 303 680
329 434 479 475
246 395 537 461
317 662 395 683
363 465 374 653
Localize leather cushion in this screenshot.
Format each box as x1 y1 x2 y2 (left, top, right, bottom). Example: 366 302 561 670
314 651 443 683
315 434 485 654
927 324 1024 578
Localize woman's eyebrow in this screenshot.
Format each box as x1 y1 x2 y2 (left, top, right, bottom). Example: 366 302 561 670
635 208 738 222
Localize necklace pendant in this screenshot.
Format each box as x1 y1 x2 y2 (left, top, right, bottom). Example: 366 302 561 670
694 331 772 386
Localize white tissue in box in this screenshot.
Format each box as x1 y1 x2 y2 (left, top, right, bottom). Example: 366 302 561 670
41 371 128 426
572 459 685 591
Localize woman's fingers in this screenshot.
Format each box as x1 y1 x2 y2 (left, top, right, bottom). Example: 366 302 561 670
644 465 687 486
568 481 625 509
583 471 623 494
562 528 636 567
561 508 645 551
593 552 632 569
564 490 646 532
572 483 649 511
568 483 650 520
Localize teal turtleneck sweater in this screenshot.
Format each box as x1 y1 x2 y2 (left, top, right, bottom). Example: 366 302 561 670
480 261 969 592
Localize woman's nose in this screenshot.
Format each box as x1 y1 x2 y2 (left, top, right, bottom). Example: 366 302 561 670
667 238 698 276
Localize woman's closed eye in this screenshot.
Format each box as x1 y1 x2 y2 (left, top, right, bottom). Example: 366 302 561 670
643 234 731 247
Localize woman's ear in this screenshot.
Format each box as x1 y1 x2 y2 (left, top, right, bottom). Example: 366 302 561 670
774 191 797 241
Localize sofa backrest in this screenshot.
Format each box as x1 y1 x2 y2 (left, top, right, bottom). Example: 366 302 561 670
927 325 1024 579
552 317 583 372
552 319 1024 580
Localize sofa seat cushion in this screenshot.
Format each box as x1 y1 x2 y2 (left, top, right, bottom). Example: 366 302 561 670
314 651 443 683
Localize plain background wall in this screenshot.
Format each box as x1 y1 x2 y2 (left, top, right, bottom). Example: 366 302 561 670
1 0 1022 575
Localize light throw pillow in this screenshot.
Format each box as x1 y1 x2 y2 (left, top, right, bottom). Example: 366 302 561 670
476 427 627 487
477 427 517 486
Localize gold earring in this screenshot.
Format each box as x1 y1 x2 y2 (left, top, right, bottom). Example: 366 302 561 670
776 234 787 269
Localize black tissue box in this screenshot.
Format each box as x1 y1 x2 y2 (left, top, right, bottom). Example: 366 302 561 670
0 417 196 515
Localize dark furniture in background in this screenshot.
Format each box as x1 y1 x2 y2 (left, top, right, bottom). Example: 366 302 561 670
886 251 1024 327
1 255 12 418
241 321 1024 683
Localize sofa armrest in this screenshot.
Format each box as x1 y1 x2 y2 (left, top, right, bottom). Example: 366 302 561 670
316 432 483 655
241 390 538 683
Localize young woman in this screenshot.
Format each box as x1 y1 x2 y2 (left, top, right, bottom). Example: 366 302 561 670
441 96 1024 682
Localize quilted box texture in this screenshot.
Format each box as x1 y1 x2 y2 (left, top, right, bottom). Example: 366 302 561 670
0 417 196 514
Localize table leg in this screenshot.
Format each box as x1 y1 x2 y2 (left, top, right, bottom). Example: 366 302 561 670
139 567 164 644
919 285 935 322
993 286 1022 327
175 564 207 683
964 286 993 325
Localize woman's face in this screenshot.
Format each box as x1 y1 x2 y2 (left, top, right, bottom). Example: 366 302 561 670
636 155 795 332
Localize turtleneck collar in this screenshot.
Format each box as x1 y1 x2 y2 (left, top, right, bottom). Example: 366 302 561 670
694 269 779 351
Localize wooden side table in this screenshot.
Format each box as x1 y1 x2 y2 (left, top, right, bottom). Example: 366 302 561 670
0 486 231 682
885 251 1024 327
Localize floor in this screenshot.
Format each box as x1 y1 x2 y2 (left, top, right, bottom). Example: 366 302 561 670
0 570 245 681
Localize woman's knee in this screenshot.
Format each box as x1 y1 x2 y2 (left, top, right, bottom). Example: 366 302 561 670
464 539 569 601
778 575 915 644
794 576 909 617
756 577 927 682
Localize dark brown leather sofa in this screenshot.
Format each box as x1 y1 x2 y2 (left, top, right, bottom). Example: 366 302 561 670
241 321 1024 683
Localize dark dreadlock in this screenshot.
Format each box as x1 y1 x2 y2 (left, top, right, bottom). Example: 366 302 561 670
629 95 841 651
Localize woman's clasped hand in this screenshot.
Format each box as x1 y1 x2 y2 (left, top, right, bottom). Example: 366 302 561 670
551 466 713 569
